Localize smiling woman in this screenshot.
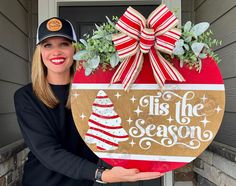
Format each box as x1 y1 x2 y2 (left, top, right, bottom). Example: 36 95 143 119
40 37 75 84
13 17 163 186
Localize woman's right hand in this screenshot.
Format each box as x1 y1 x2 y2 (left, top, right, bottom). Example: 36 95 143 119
101 166 164 183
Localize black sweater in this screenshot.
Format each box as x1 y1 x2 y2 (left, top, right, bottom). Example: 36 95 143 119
14 83 99 186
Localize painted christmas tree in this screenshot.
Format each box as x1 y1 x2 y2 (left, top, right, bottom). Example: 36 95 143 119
85 90 129 151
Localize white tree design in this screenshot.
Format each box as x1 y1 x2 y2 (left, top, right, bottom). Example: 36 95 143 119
85 90 129 151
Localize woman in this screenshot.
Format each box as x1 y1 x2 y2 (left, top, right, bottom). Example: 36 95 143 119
14 17 163 186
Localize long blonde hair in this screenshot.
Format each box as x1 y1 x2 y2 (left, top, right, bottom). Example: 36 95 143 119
31 45 76 108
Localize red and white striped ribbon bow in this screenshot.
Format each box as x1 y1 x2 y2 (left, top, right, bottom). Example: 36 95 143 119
111 4 185 90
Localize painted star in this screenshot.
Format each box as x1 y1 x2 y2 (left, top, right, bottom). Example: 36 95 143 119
134 106 143 116
72 93 80 97
167 116 174 124
130 96 136 103
129 140 136 147
80 113 86 120
127 117 133 125
215 105 222 113
201 94 207 103
114 92 121 99
200 116 210 127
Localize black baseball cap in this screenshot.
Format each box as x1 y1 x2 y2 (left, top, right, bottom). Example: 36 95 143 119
36 17 77 45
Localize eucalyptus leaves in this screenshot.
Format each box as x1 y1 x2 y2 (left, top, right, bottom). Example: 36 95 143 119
74 17 222 76
173 21 222 72
73 16 119 76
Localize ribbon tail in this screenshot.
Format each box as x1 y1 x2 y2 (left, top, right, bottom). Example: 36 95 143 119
157 52 185 82
123 49 144 91
110 57 131 84
149 47 185 87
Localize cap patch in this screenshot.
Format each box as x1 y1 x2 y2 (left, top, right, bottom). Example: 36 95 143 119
46 18 62 31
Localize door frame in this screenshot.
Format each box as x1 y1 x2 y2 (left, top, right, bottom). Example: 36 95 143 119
38 1 182 185
38 0 181 25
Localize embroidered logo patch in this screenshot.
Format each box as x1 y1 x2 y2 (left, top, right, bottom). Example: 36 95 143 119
47 18 62 31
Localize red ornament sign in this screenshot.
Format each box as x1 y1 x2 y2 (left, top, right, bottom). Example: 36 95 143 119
71 57 225 173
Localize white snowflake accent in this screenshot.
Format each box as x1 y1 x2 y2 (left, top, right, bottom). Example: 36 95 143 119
167 116 174 124
215 105 222 113
114 92 121 99
129 140 136 147
201 94 207 103
134 106 143 116
130 96 136 103
126 117 133 125
80 113 86 120
200 116 210 128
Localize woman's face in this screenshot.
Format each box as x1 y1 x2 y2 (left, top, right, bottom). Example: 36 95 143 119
40 37 74 82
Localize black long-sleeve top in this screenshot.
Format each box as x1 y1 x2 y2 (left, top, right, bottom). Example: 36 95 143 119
14 83 99 186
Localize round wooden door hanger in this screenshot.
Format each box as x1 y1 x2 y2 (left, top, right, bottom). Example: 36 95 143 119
71 57 225 173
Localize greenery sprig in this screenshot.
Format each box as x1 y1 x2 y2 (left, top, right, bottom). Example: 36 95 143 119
173 21 222 72
73 16 119 76
73 17 222 75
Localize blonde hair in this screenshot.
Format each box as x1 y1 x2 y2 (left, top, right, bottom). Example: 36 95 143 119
31 45 76 108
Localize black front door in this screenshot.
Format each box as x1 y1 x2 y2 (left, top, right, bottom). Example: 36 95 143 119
60 5 160 39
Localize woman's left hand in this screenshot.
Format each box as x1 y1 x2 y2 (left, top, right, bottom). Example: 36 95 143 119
101 166 164 183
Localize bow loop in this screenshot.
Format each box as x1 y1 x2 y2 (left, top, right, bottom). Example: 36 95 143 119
154 28 182 55
147 4 179 36
112 33 139 59
116 6 146 40
111 4 185 91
